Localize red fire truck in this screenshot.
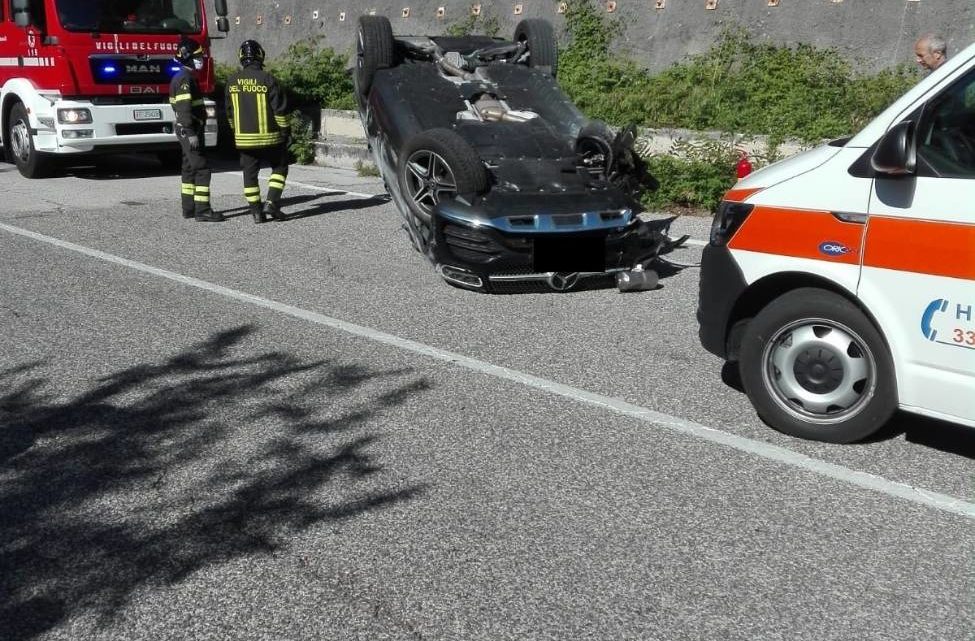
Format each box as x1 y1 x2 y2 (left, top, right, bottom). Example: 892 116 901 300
0 0 229 178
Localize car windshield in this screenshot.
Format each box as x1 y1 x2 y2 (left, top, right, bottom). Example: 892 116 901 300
55 0 202 34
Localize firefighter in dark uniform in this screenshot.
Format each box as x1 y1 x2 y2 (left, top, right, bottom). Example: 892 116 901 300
169 37 222 222
225 40 291 224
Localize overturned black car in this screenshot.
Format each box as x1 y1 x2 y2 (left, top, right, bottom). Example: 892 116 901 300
353 16 684 292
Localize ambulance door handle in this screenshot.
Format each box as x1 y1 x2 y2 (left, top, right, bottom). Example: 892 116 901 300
831 212 867 224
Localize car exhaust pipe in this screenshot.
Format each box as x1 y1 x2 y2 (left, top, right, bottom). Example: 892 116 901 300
439 265 484 289
616 268 658 292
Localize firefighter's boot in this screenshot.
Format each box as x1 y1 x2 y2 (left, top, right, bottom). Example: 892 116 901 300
193 185 223 222
250 203 266 224
263 200 285 222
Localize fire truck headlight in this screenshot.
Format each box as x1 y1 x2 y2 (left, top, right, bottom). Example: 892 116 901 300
57 108 93 124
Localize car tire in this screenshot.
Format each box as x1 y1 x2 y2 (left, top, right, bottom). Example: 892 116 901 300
354 15 395 99
739 288 898 443
7 102 51 179
398 128 487 226
576 120 615 178
514 19 558 77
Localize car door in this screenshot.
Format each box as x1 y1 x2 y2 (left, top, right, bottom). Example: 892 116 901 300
859 67 975 425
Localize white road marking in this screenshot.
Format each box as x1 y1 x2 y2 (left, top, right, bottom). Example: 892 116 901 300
6 220 968 521
216 170 383 200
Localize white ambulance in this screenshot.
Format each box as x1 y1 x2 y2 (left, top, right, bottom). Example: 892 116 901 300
698 43 975 443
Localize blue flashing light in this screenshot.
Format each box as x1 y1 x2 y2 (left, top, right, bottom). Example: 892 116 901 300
102 64 117 74
169 65 182 74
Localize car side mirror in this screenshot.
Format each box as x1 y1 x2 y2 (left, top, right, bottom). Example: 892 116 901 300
871 120 916 175
216 17 230 33
214 0 228 17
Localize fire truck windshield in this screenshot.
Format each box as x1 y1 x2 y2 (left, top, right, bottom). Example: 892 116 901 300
55 0 203 34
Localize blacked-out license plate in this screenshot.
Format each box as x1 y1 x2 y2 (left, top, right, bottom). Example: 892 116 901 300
133 109 162 121
533 236 606 272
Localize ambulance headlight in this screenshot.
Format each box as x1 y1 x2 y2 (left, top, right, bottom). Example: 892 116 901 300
58 108 93 124
710 201 754 247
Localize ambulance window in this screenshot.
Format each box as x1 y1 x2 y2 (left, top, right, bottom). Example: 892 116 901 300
916 68 975 178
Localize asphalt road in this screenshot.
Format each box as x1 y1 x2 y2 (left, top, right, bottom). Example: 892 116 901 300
0 155 972 641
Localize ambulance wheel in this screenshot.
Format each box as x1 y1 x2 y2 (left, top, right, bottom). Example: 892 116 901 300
739 288 897 443
8 102 51 178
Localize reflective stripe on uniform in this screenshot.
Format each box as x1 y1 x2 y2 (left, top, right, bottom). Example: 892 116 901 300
268 173 286 190
231 93 241 136
244 186 262 203
170 93 192 103
194 185 210 203
234 132 284 147
274 115 289 127
181 183 195 195
257 93 268 134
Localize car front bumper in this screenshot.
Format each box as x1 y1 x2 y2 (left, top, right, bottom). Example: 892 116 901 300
431 215 664 292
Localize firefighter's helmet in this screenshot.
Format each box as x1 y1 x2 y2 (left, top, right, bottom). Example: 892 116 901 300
238 40 266 67
176 37 204 68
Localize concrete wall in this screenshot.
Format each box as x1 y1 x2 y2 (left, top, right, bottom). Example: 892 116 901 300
210 1 975 72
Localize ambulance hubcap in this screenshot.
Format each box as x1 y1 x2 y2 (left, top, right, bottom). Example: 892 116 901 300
762 319 876 424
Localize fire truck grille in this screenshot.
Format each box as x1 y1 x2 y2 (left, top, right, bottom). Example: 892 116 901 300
90 56 175 85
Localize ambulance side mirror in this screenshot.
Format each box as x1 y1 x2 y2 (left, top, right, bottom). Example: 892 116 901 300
214 0 228 17
871 120 917 175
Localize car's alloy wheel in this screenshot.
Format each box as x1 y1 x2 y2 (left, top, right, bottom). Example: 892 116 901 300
398 128 488 226
404 150 457 218
739 288 897 443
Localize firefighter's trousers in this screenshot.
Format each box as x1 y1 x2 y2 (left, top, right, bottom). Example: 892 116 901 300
239 144 290 210
179 137 212 217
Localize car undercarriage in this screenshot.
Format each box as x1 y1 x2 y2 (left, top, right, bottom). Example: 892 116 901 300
353 16 687 292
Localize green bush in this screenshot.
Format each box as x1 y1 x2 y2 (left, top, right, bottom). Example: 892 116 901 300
287 111 316 165
444 11 502 37
558 1 918 142
267 38 355 110
556 0 920 210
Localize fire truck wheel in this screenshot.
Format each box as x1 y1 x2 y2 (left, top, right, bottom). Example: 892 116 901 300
739 287 898 443
7 103 51 179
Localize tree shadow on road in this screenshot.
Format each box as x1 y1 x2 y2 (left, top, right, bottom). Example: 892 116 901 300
0 326 430 640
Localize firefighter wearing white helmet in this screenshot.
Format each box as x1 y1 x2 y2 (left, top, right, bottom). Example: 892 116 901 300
225 39 293 224
169 36 222 222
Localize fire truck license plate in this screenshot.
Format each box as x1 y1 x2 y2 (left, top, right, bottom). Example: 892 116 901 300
133 109 162 121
